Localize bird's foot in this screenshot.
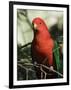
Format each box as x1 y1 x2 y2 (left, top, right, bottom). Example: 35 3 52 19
50 66 54 71
47 66 54 77
48 66 54 73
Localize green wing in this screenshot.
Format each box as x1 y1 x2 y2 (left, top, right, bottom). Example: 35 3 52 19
53 41 61 77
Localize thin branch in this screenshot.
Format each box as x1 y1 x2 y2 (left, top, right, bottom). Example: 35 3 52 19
20 42 32 49
39 64 63 77
26 69 28 80
40 66 47 79
18 63 63 77
18 64 35 72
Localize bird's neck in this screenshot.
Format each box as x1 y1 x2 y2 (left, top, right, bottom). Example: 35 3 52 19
33 30 51 42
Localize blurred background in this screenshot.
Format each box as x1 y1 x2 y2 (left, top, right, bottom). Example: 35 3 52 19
17 9 63 80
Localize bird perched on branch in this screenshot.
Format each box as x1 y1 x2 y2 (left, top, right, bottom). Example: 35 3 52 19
31 17 54 79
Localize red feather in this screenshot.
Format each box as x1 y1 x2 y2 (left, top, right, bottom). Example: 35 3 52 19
31 17 54 78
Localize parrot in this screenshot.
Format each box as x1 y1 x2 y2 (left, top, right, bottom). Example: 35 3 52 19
31 17 55 79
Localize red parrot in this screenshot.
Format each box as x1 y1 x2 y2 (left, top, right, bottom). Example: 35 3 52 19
31 17 54 79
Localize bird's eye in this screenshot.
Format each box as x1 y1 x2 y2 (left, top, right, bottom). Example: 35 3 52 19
39 22 41 24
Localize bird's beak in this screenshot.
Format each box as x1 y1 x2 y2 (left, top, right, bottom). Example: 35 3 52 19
33 23 37 29
32 23 38 33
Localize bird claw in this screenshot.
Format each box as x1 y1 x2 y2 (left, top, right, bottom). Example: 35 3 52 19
50 66 54 71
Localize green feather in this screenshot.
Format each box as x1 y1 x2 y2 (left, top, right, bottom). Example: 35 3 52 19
53 41 60 77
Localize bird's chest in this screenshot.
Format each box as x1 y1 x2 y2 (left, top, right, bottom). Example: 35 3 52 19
32 39 50 55
32 34 54 55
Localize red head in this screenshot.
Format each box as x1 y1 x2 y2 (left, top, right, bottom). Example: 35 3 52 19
32 17 48 33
